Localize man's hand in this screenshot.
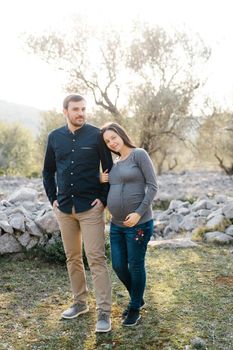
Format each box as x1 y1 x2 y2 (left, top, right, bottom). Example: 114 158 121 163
91 198 104 207
123 212 141 227
53 200 58 208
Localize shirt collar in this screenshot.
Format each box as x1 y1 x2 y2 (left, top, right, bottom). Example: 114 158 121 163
65 123 87 135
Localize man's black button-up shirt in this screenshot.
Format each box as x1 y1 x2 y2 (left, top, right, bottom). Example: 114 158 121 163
42 123 113 213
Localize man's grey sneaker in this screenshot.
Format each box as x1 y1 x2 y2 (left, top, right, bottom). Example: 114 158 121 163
95 310 111 333
122 308 141 327
121 299 145 319
61 303 89 319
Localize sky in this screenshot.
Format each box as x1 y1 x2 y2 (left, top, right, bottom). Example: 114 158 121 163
0 0 233 111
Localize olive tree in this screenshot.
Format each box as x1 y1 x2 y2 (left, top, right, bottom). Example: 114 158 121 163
195 107 233 174
0 121 37 176
126 24 210 173
37 110 65 159
25 21 124 124
24 20 210 173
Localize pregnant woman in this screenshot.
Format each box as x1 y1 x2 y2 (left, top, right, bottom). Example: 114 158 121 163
100 122 157 327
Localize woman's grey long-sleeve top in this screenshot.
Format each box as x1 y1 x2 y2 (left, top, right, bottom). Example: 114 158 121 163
107 148 158 227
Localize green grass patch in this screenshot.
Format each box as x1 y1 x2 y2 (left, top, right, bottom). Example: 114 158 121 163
0 245 233 349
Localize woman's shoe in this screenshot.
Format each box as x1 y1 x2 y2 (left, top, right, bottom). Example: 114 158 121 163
121 299 145 319
122 308 141 326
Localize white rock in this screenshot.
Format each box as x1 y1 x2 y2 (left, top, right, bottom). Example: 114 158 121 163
9 214 25 232
149 238 199 248
8 187 38 203
0 233 22 254
35 211 59 233
206 215 226 230
18 232 31 247
204 231 233 244
0 220 13 234
225 225 233 237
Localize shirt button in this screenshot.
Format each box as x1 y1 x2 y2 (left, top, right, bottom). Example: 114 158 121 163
73 139 75 142
71 184 73 186
71 161 74 164
72 149 75 152
71 195 74 198
71 172 73 175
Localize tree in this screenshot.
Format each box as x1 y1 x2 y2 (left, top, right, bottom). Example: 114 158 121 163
126 24 210 173
37 110 64 160
0 121 37 176
195 108 233 173
24 21 210 173
25 22 124 124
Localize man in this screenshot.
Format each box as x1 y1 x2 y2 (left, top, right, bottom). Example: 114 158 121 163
43 94 113 333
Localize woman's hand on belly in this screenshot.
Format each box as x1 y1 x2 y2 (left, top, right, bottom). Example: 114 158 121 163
123 212 141 227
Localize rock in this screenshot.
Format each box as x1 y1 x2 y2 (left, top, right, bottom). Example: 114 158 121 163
25 220 43 237
156 209 172 221
0 220 14 234
27 237 39 250
154 220 168 231
204 231 233 244
20 201 38 212
18 232 31 247
2 180 233 255
215 194 228 204
190 336 207 349
8 187 38 203
9 214 25 232
206 208 223 220
0 200 11 207
165 231 178 239
225 225 233 237
163 225 173 238
168 200 184 210
206 215 226 230
180 216 198 231
0 212 8 221
0 233 22 254
196 209 211 217
192 199 208 211
35 211 59 233
149 238 199 249
177 207 190 216
222 203 233 219
169 213 184 232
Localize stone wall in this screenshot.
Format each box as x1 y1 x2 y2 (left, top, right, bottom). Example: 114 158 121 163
0 187 59 255
0 184 233 255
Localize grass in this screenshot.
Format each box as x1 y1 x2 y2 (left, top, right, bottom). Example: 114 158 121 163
0 244 233 350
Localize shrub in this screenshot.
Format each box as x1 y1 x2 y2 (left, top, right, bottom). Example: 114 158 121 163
27 233 111 269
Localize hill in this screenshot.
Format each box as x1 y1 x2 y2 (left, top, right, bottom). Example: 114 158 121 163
0 99 42 134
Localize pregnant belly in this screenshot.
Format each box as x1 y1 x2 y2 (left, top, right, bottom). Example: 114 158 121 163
107 192 123 219
107 186 144 220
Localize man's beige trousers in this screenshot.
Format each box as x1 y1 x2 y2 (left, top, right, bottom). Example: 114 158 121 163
54 204 112 312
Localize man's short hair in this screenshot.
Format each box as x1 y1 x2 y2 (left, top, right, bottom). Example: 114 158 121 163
63 94 85 109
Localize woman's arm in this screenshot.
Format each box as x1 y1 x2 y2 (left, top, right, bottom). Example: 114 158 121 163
123 148 157 227
133 148 158 217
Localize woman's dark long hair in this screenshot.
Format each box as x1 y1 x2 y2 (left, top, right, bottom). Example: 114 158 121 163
100 122 136 155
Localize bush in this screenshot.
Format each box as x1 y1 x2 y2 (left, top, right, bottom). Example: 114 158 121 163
27 233 111 269
26 235 66 265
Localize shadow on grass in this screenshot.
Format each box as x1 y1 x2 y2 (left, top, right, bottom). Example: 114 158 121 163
0 256 95 350
1 244 233 350
145 244 233 350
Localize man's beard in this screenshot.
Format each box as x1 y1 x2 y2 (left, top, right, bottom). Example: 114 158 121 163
68 115 85 127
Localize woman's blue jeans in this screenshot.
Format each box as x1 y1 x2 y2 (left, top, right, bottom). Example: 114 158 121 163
110 219 154 310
